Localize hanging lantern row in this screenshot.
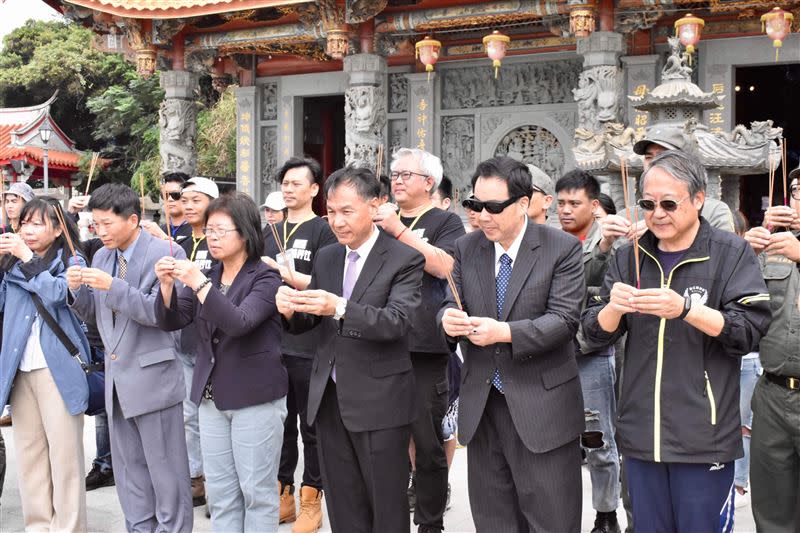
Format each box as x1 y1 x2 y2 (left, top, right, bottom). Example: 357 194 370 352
415 35 441 80
761 7 794 61
674 13 705 65
483 30 510 78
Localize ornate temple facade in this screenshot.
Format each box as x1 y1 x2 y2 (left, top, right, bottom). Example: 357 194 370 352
45 0 800 214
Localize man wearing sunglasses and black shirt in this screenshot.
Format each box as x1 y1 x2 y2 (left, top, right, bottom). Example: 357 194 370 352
583 150 771 532
440 156 586 531
140 173 193 246
373 148 464 533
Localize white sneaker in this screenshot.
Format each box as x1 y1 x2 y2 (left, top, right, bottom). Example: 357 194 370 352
734 490 749 509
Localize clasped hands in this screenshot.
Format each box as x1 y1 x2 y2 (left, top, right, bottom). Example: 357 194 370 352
608 282 684 319
154 256 206 290
275 285 338 319
0 232 33 263
66 266 114 291
441 308 511 346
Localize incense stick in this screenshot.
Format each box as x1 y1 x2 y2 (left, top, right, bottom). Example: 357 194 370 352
782 139 788 207
269 222 296 287
436 248 462 311
162 189 174 257
139 176 146 219
84 152 99 196
54 203 78 264
619 157 641 288
376 144 384 178
0 172 5 233
768 153 776 210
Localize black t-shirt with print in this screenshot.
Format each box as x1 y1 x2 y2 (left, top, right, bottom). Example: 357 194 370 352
264 216 337 358
161 221 193 247
399 207 466 354
178 233 216 353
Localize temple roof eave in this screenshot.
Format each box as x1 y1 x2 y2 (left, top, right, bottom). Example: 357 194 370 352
61 0 307 20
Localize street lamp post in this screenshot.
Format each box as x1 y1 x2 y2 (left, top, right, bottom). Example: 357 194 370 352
39 125 52 193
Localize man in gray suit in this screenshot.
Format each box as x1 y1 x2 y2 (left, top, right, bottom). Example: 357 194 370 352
68 183 192 532
440 156 586 532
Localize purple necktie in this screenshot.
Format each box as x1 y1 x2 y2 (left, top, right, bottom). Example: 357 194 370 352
333 250 360 382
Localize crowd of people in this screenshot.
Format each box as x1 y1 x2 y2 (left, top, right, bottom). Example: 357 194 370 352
0 127 798 533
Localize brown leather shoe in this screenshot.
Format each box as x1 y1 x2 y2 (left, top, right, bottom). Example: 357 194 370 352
280 483 296 524
292 486 323 533
0 414 11 427
191 476 206 507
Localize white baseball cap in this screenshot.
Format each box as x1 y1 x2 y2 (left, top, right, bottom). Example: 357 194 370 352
261 191 286 211
181 177 219 199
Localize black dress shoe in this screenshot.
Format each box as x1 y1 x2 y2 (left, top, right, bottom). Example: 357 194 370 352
85 464 115 491
591 511 621 533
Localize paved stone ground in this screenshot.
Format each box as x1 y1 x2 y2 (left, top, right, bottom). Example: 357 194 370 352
0 422 756 532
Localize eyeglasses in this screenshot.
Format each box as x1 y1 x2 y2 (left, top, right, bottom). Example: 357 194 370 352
202 227 239 238
791 187 799 201
166 191 182 201
531 185 546 195
637 196 690 212
462 195 523 215
390 171 429 182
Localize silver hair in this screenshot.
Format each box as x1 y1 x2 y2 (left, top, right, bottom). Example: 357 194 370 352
641 149 707 198
390 148 443 189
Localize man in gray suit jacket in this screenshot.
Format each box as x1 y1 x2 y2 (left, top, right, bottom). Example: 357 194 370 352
68 183 192 533
440 157 586 532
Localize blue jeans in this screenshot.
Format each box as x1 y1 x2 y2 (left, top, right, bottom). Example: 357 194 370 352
734 356 762 489
177 350 203 478
199 397 287 533
93 411 112 471
578 355 621 513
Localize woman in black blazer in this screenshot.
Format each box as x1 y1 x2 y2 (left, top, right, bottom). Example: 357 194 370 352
155 192 287 533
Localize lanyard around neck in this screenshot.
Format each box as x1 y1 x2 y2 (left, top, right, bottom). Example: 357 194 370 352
190 234 206 261
403 205 434 232
283 214 316 249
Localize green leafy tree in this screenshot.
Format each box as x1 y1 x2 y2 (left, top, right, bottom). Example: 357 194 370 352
196 86 237 179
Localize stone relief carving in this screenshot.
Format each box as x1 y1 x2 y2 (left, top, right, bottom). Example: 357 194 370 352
724 120 782 146
481 115 505 140
388 119 407 158
346 0 388 24
261 126 277 189
388 73 408 114
572 65 623 132
441 116 475 187
494 125 565 180
441 59 581 110
262 83 278 120
549 111 577 135
159 99 197 176
344 85 386 169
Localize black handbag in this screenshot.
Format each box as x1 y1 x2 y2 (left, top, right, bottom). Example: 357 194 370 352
30 294 105 416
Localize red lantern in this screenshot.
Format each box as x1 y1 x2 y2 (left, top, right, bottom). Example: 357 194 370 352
483 30 511 79
761 7 794 61
674 14 705 64
415 36 441 81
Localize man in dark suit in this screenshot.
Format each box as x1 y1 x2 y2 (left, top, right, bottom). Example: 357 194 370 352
275 166 425 533
440 156 586 532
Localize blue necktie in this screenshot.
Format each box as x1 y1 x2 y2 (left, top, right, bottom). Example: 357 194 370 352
492 253 512 393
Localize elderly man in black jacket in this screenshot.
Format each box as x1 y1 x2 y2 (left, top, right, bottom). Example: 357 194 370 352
582 150 771 533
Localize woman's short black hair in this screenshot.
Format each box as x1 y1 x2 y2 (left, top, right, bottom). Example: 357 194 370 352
88 183 141 222
471 157 534 199
597 193 617 216
277 156 323 186
19 197 84 266
205 192 264 260
324 166 380 201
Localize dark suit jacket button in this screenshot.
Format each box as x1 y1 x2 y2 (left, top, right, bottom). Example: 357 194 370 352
213 338 219 344
495 348 501 354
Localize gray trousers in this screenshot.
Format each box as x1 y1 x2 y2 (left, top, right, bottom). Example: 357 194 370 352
110 388 193 533
750 376 800 533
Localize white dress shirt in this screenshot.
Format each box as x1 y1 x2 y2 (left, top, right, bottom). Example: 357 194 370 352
343 225 381 290
493 218 528 276
19 316 48 372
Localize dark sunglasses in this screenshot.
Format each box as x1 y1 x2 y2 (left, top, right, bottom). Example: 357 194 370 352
166 191 182 201
637 196 690 212
462 195 523 215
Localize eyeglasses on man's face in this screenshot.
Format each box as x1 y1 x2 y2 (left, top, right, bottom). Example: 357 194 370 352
462 195 523 215
637 196 690 213
390 171 429 182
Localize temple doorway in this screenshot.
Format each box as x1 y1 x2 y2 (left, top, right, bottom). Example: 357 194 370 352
302 95 345 215
735 64 800 226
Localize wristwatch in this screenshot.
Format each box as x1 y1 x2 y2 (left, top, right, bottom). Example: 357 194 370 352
333 297 347 321
678 296 692 320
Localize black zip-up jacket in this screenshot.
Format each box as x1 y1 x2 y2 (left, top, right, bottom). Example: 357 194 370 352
582 218 772 464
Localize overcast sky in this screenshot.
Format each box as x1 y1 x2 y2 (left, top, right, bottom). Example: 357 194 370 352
0 0 63 48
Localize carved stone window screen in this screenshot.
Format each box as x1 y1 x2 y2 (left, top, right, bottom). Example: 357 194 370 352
261 126 278 190
494 125 565 181
262 83 278 121
664 107 678 120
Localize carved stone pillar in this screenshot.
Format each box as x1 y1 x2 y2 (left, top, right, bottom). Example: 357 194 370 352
344 54 387 171
159 70 198 176
405 73 436 155
706 168 722 201
720 174 740 213
574 32 625 131
235 86 258 198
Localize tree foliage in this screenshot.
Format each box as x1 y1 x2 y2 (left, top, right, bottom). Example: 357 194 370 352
197 86 237 178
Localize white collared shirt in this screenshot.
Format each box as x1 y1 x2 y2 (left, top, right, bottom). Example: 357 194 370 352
493 218 528 276
19 316 47 372
343 225 380 290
